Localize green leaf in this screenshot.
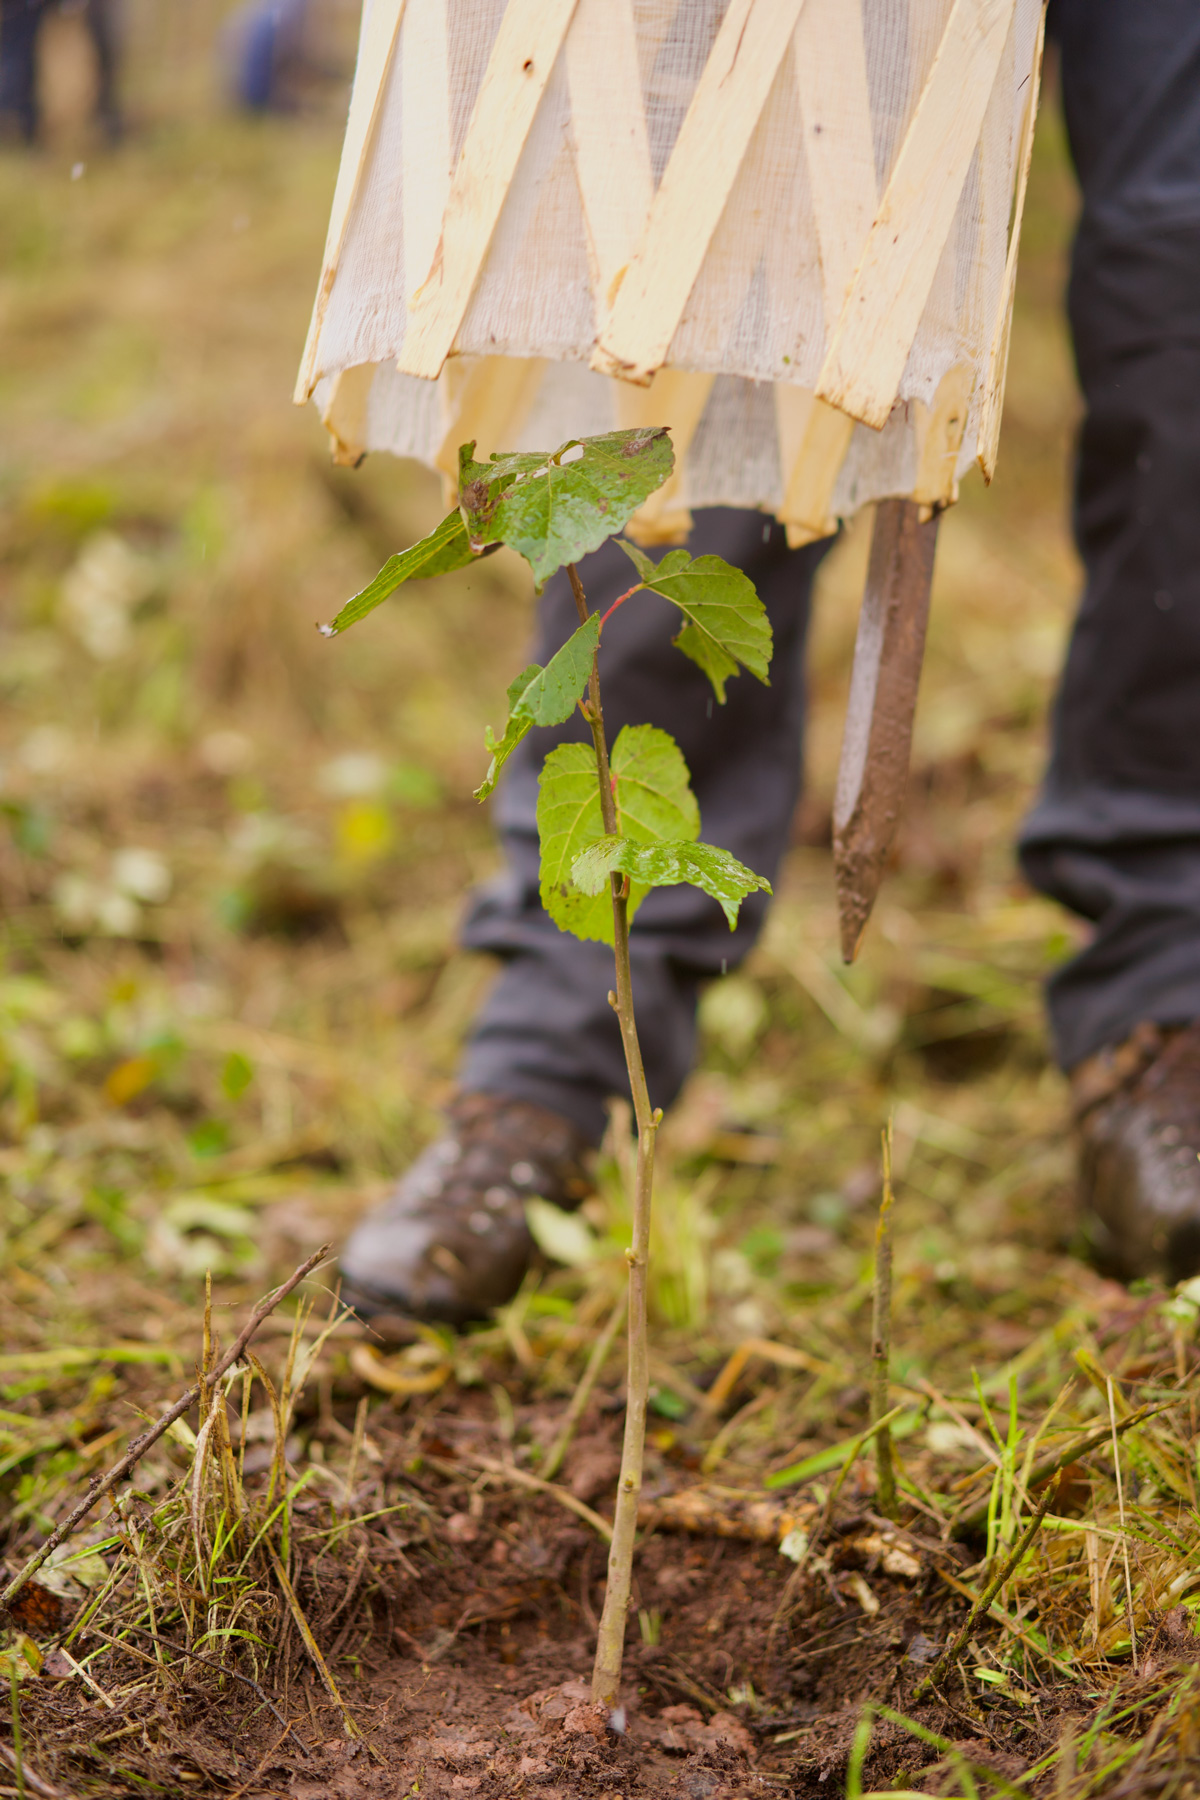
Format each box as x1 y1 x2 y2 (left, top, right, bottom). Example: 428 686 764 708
522 613 600 725
616 540 772 702
536 725 699 943
570 837 770 930
474 666 539 802
537 744 608 941
322 510 484 635
475 615 600 800
606 722 699 845
458 429 674 588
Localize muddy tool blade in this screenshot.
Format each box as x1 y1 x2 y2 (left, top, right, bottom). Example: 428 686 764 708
833 499 939 962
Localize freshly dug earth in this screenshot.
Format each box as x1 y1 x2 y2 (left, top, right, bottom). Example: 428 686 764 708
13 1384 1200 1800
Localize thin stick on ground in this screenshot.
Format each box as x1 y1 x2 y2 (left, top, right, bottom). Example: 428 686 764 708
917 1471 1062 1697
568 561 661 1710
0 1244 331 1615
1108 1373 1138 1664
951 1399 1169 1535
0 1742 58 1800
9 1671 25 1800
871 1121 898 1521
542 1291 627 1482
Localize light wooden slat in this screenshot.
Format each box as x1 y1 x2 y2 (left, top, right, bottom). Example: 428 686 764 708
977 6 1045 482
911 362 975 510
433 355 548 503
776 388 855 544
565 0 652 323
616 370 715 545
294 0 408 403
400 0 451 302
793 0 876 322
592 0 808 387
816 0 1018 431
319 363 378 467
397 0 581 382
774 1 874 543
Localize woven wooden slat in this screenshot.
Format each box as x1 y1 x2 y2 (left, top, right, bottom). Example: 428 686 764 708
775 389 854 547
795 0 876 323
816 0 1019 430
911 363 976 512
565 0 652 324
592 0 807 387
977 4 1046 482
397 0 581 382
617 371 716 546
319 364 376 467
294 0 407 402
399 0 451 304
433 356 547 499
777 0 876 541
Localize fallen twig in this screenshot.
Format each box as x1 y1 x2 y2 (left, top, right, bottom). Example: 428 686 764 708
918 1472 1062 1696
542 1293 626 1482
951 1402 1168 1535
267 1545 360 1741
871 1122 898 1520
638 1484 817 1544
0 1739 59 1800
450 1452 613 1543
0 1246 331 1616
702 1337 840 1415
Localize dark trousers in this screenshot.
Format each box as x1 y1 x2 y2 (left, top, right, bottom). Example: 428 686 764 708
1018 0 1200 1069
462 1 1200 1139
461 517 824 1143
0 0 120 143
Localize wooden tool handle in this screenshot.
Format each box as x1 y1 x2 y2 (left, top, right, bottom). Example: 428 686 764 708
833 499 939 962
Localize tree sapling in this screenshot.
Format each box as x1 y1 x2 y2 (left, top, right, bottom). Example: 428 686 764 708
320 427 774 1706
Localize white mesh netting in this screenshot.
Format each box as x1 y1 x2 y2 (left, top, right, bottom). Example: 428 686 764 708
298 0 1044 543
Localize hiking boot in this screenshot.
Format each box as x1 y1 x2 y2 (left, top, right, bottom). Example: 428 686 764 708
339 1092 594 1327
1072 1021 1200 1284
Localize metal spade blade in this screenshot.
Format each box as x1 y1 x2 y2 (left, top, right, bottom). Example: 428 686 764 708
833 498 939 963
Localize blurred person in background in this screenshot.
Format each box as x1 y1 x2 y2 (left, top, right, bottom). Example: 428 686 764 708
224 0 345 115
0 0 120 144
328 1 1200 1327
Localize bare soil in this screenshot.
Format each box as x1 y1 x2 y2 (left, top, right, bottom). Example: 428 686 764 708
15 1383 1200 1800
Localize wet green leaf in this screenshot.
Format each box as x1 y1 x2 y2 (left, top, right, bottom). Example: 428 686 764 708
536 725 698 943
458 429 673 588
616 540 771 701
571 836 770 929
475 614 601 799
322 510 485 635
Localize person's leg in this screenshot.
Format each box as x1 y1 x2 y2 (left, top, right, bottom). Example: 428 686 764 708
1019 0 1200 1277
83 0 121 141
460 510 823 1144
341 509 824 1322
0 0 46 143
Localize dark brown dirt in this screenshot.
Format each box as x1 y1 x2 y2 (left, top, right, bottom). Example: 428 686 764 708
14 1392 1200 1800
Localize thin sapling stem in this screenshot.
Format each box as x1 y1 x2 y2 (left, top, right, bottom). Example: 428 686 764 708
871 1121 898 1521
569 560 662 1709
326 431 774 1715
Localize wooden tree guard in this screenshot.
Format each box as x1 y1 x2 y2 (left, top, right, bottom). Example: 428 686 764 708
298 0 1047 955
